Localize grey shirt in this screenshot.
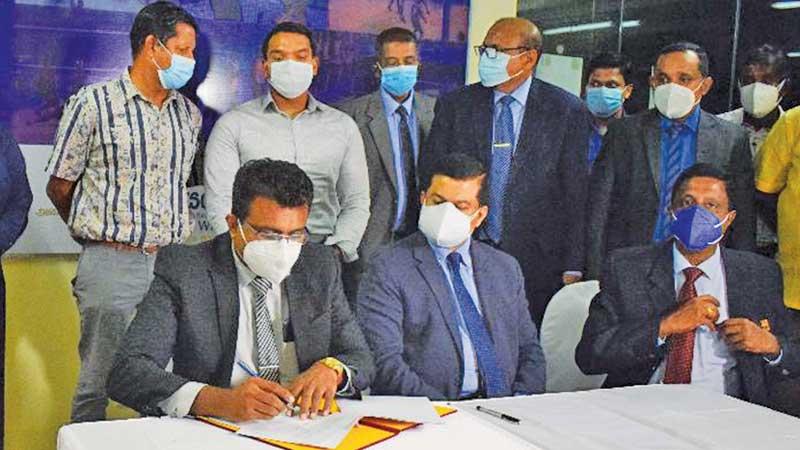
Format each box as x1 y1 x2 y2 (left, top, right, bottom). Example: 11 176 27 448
204 93 369 262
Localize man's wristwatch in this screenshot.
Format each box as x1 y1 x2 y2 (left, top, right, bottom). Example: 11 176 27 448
320 357 345 378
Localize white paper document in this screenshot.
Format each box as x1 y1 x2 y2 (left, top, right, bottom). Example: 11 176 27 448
338 396 443 424
236 410 361 449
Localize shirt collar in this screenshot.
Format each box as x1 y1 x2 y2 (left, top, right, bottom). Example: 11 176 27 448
493 75 532 108
121 68 179 105
262 91 324 115
672 242 723 282
427 236 474 271
380 87 415 117
660 105 701 133
231 242 257 289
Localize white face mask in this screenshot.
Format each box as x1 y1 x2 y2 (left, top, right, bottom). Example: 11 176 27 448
740 80 785 119
418 202 477 248
268 60 314 99
653 81 704 119
238 221 302 285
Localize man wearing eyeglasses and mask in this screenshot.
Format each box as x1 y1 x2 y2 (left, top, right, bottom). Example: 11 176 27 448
577 164 799 411
357 153 545 400
338 27 436 303
586 42 755 280
108 159 374 422
719 44 790 259
425 17 593 328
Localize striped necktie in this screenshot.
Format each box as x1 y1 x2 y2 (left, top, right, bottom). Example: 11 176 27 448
251 276 280 382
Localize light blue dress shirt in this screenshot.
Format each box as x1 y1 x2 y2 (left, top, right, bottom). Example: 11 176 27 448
427 237 482 397
380 88 419 231
653 106 701 242
492 75 532 152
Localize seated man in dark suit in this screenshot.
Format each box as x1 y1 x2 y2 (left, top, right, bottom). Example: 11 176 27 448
357 153 545 400
586 42 755 280
108 159 374 422
577 164 799 409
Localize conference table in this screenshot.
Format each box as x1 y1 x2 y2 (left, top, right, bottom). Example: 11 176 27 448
57 385 800 450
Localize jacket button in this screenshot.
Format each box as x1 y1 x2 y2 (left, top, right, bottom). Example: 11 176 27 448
782 369 790 376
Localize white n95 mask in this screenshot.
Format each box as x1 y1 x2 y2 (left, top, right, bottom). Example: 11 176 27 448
653 82 703 119
418 202 476 248
740 80 785 119
239 222 302 284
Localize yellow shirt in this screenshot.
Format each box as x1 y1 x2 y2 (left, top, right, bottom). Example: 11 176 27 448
756 106 800 309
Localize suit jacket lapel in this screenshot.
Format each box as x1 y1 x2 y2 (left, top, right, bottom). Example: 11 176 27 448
411 235 464 357
472 86 494 162
696 111 719 165
470 243 502 343
721 248 751 320
413 92 434 140
643 110 663 194
209 235 240 383
647 242 677 314
511 79 556 180
366 91 398 192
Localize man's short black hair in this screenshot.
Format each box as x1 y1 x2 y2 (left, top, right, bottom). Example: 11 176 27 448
741 44 790 80
375 27 418 56
658 42 710 77
232 158 314 219
587 51 632 82
130 1 198 58
421 153 489 205
670 163 732 210
261 22 316 59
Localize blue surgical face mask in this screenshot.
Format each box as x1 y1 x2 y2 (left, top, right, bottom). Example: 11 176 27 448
585 87 624 118
152 40 195 90
478 51 525 88
380 64 418 97
669 205 732 252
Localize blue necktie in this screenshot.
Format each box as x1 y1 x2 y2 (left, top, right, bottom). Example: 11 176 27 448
446 252 509 397
486 95 515 243
654 122 685 241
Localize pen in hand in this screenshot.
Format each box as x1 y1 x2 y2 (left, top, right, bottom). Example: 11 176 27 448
475 405 520 424
236 360 299 414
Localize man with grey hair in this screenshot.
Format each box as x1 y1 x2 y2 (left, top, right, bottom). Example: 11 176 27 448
425 17 593 327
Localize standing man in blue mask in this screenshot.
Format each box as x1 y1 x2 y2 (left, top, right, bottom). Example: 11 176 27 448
583 52 634 169
577 164 799 411
586 42 755 280
338 27 436 303
46 1 202 422
424 17 593 327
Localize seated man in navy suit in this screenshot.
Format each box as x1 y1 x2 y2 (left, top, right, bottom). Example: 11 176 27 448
357 153 545 400
577 163 799 409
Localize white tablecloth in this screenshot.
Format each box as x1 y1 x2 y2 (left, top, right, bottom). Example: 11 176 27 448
57 385 800 450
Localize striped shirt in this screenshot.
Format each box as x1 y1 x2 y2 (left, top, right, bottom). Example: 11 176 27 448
47 70 202 247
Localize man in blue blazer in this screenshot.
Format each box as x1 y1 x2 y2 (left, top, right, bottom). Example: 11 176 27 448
424 17 592 326
357 153 545 400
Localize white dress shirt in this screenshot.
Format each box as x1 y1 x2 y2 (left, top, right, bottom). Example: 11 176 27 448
649 245 741 396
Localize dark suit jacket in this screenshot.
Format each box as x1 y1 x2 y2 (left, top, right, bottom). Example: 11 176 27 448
337 90 436 263
576 243 799 408
356 232 545 400
586 108 756 280
424 78 593 324
107 234 375 416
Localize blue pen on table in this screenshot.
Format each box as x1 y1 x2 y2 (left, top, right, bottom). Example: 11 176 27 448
475 405 520 424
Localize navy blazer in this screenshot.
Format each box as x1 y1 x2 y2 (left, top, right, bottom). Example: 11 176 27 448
576 243 800 409
424 78 593 324
356 232 545 400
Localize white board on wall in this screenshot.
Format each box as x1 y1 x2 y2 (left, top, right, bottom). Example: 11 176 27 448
5 145 214 256
535 53 584 98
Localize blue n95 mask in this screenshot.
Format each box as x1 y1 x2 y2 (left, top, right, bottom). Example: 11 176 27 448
381 65 418 97
152 40 195 90
585 87 624 118
669 205 732 252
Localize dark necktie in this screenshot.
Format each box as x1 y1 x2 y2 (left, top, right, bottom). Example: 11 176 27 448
396 105 419 236
486 95 515 244
656 122 687 241
663 266 704 384
446 252 509 397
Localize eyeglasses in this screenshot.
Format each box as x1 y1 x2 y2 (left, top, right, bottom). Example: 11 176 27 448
474 45 531 59
241 221 308 244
